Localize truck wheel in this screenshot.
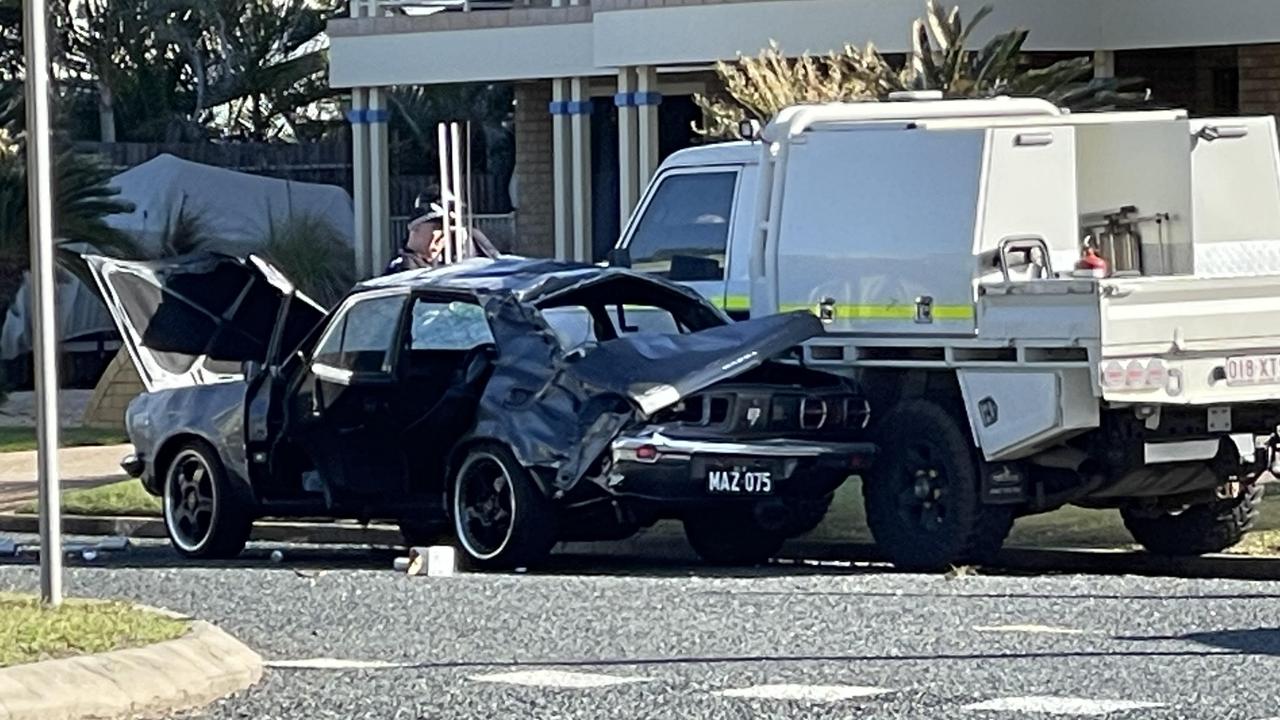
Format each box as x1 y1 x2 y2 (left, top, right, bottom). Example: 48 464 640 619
162 439 254 559
1121 483 1265 556
452 443 558 570
684 511 786 565
862 399 1014 571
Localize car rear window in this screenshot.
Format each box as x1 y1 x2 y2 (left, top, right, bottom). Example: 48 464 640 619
540 304 683 352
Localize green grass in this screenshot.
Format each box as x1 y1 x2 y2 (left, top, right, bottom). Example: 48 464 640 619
0 426 128 453
20 479 160 517
0 592 187 667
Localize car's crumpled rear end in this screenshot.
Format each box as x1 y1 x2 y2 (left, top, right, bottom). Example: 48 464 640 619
602 361 876 536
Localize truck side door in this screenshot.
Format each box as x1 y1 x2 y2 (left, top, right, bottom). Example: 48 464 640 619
619 166 743 315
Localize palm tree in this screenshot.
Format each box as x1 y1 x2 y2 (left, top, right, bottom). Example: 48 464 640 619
696 1 1150 138
0 77 138 310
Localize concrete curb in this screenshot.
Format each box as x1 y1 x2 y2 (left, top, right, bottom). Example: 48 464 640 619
0 617 262 720
5 512 1280 580
0 512 404 546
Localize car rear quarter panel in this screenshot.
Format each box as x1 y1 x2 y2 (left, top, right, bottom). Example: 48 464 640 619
127 381 250 493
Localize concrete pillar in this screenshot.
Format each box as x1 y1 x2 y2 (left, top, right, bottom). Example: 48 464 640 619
569 77 593 262
551 78 572 260
348 88 371 279
636 66 662 191
616 67 640 227
1093 50 1116 80
368 87 391 275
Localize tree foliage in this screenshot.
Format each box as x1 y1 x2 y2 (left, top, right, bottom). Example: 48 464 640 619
696 1 1150 138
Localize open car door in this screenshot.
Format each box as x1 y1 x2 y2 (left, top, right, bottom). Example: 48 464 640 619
83 253 326 392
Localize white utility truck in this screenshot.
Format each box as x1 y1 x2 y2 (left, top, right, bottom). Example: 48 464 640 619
610 96 1280 569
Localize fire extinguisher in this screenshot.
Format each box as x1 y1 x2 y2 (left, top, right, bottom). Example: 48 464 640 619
1075 240 1109 277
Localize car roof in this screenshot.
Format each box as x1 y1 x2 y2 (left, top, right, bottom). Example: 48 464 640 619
356 256 693 303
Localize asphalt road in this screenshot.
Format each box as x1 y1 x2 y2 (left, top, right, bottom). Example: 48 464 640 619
3 540 1280 719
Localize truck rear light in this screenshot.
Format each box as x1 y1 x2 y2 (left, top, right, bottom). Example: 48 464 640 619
1144 359 1168 389
1101 361 1125 389
1124 360 1146 388
1102 358 1172 392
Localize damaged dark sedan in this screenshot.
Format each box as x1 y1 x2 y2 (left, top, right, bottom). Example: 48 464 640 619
87 253 875 567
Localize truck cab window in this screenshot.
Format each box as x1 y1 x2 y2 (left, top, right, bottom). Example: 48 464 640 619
627 171 737 281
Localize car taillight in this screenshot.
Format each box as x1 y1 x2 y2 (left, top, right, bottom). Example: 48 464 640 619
800 398 829 430
635 445 658 462
845 398 871 429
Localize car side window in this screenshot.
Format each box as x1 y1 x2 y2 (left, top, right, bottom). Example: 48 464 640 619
627 171 737 281
607 305 681 335
313 295 405 374
409 299 494 351
541 307 597 351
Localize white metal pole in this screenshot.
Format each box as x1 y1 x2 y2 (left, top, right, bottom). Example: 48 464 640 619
450 122 464 261
367 88 391 274
551 79 572 260
465 121 474 254
437 122 453 264
616 67 639 226
23 0 63 607
350 88 371 278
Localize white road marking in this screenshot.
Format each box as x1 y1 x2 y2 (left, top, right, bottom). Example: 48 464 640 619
267 658 414 670
972 624 1085 635
963 696 1164 715
467 669 652 689
715 684 892 703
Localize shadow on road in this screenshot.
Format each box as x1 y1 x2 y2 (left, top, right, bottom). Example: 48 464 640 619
1119 628 1280 656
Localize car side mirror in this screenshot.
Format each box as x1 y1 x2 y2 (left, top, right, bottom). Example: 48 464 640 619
606 247 631 268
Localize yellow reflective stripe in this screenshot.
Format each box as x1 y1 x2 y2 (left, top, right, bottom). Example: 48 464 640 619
778 303 975 321
720 295 751 312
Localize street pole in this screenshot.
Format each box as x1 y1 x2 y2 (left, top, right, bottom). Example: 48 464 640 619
22 0 63 606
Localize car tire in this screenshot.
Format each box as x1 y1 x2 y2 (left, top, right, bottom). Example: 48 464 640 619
862 399 1014 571
452 443 557 570
1121 482 1265 556
161 439 254 559
683 511 786 565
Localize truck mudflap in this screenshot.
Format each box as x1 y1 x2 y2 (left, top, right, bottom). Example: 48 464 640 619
1099 274 1280 405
